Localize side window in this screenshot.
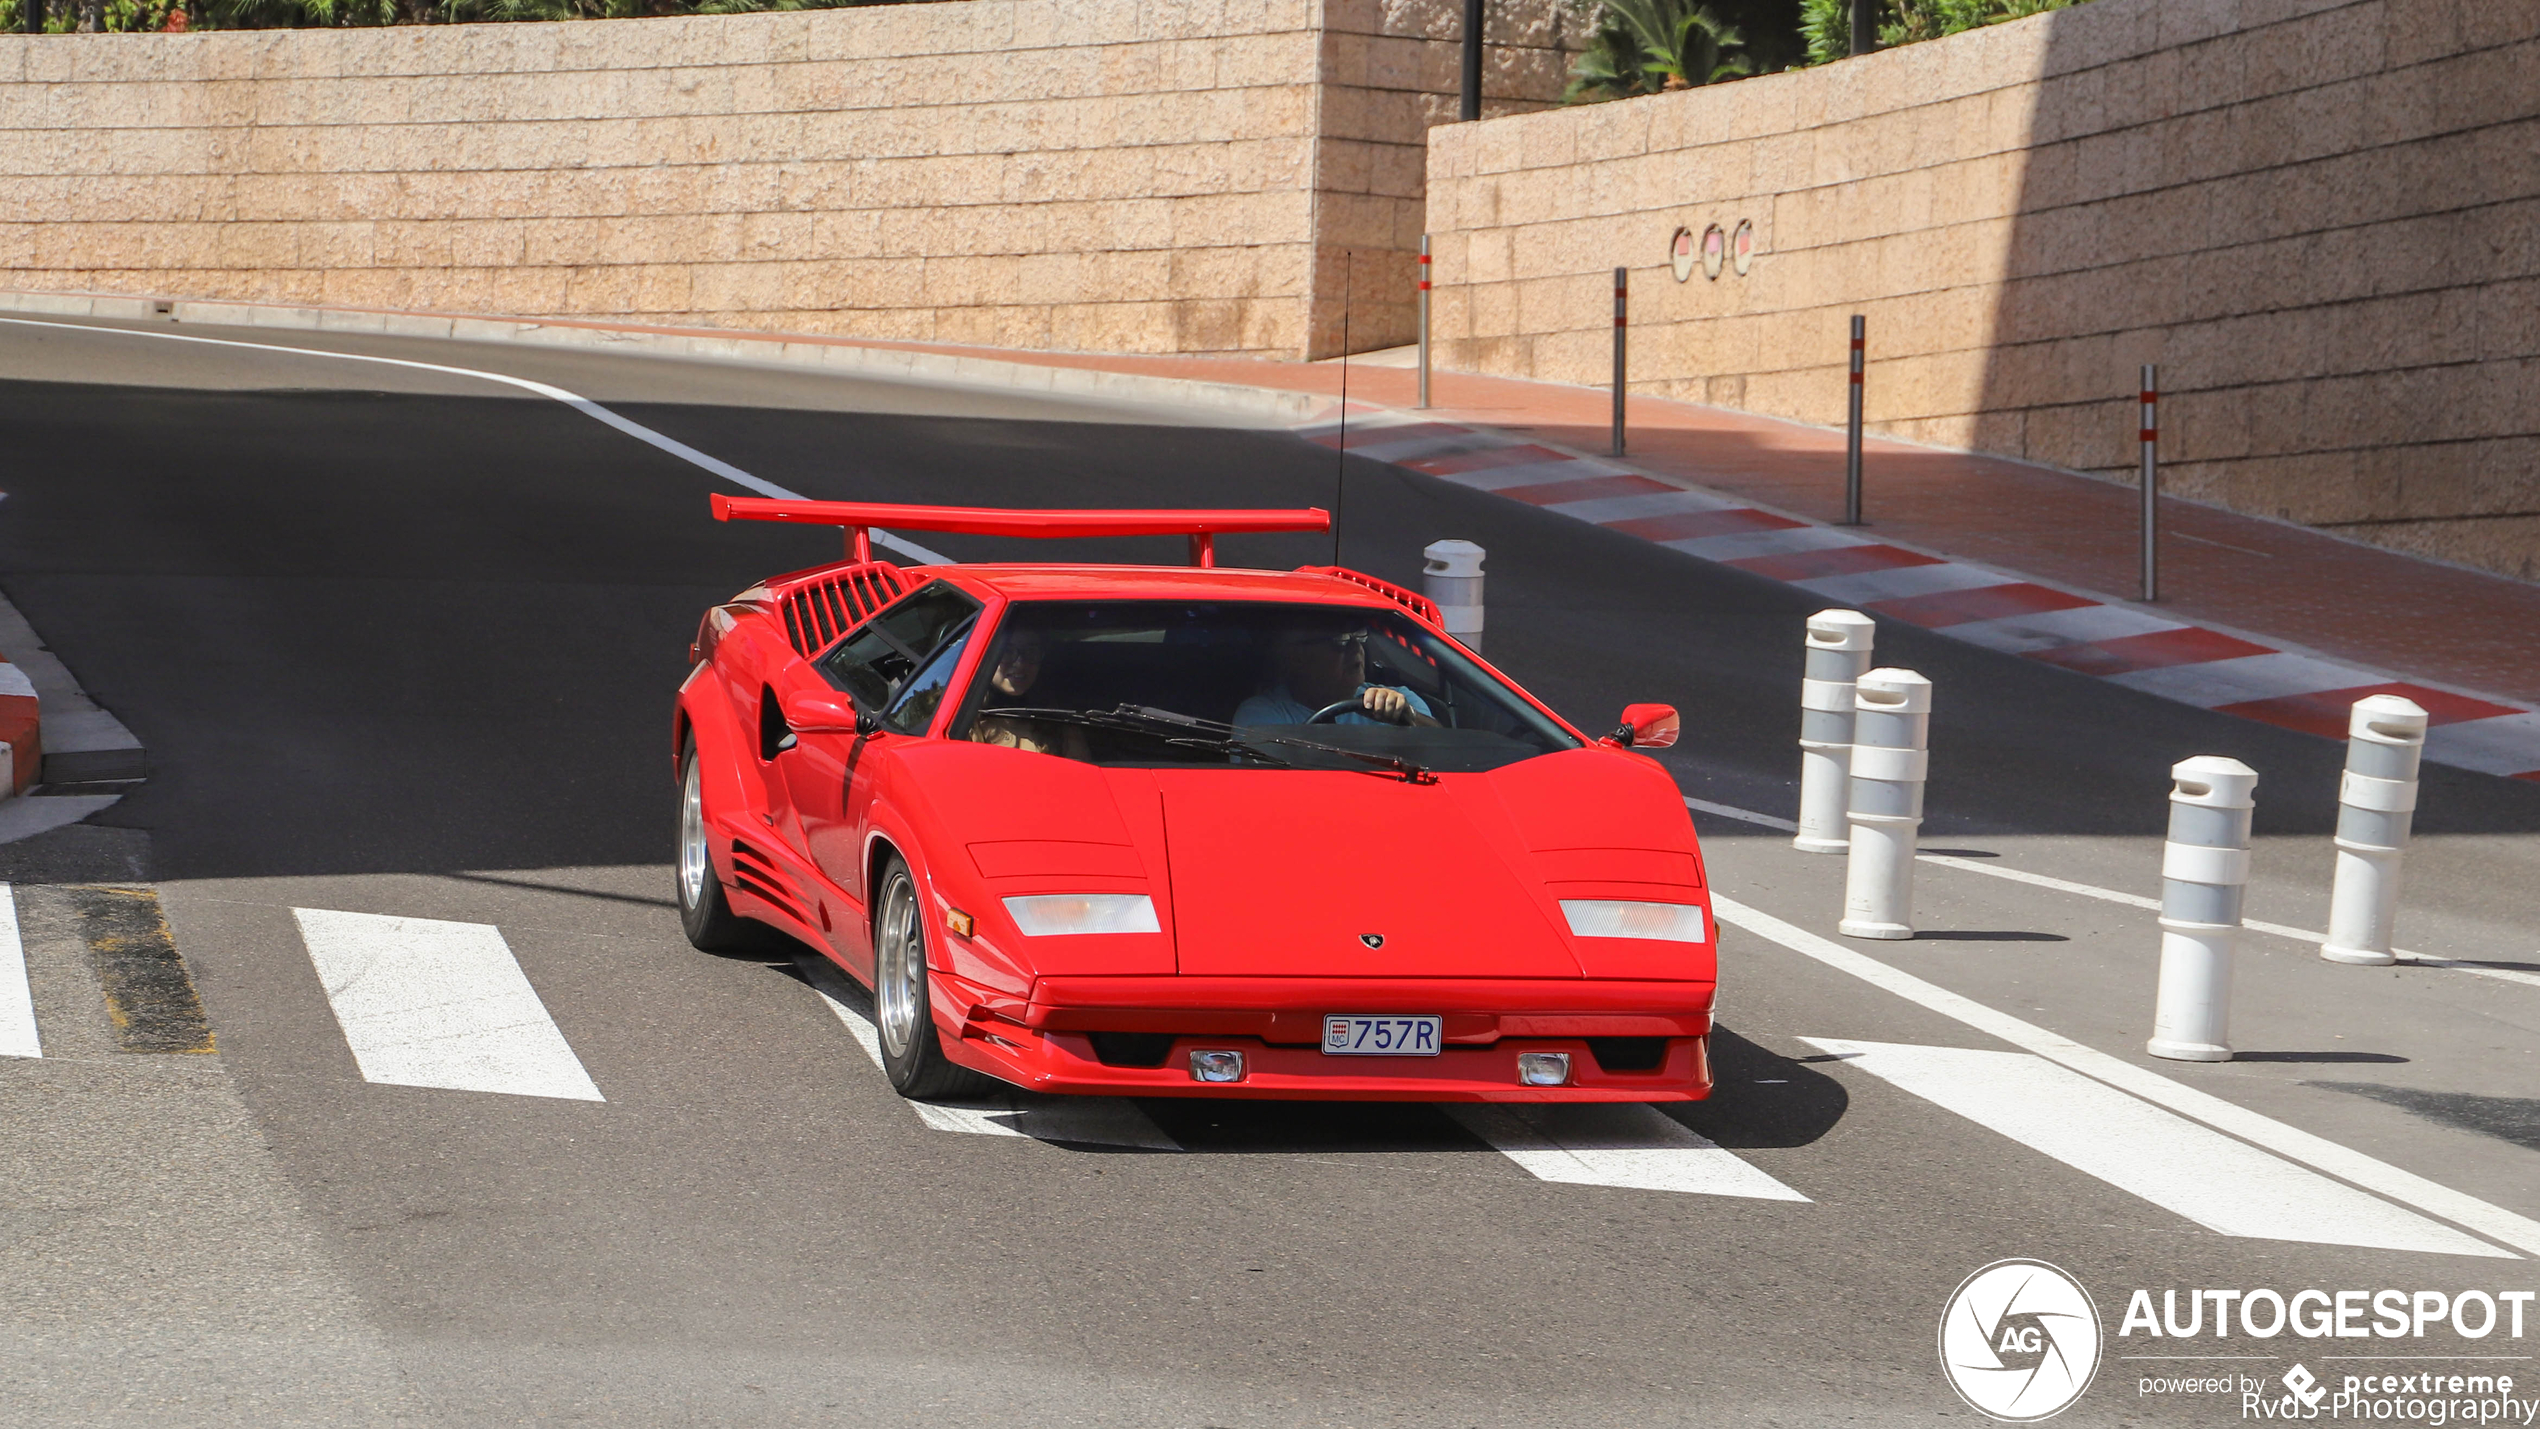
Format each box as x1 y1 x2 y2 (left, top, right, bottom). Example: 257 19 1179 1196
882 630 973 735
818 582 981 715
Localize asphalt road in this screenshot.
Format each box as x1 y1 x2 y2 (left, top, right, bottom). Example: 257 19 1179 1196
1 313 2535 1428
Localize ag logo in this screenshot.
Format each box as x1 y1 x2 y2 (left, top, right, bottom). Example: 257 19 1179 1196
1359 933 1385 949
2283 1365 2326 1411
1939 1260 2102 1422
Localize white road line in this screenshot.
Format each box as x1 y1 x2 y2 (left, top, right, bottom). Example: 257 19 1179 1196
795 955 1178 1149
0 885 37 1059
0 316 954 565
292 907 603 1102
1685 794 1798 832
1804 1038 2501 1256
1446 1102 1810 1200
1689 796 2540 992
1714 894 2540 1257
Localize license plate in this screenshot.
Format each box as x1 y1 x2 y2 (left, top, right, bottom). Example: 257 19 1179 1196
1321 1014 1443 1056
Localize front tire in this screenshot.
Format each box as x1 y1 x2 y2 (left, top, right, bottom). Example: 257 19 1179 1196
872 853 995 1100
675 738 761 953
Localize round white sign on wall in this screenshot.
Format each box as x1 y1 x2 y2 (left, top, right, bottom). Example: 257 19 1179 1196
1670 227 1696 282
1938 1260 2102 1422
1700 223 1727 280
1731 218 1756 276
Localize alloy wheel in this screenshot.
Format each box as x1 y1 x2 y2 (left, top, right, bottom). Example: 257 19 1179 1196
876 872 923 1061
678 756 710 911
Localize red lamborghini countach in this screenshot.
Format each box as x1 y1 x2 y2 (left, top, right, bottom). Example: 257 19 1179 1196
674 496 1713 1102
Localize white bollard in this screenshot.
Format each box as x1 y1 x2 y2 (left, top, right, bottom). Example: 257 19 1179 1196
1422 540 1486 652
1839 668 1930 940
2321 695 2427 966
2148 756 2258 1062
1795 610 1876 854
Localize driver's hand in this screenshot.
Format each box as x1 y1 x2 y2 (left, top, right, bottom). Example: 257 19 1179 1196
1359 686 1413 724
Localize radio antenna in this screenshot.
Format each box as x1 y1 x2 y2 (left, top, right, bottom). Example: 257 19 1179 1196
1334 249 1351 566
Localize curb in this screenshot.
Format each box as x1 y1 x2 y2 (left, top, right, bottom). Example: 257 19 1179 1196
0 288 1326 428
0 659 34 795
0 589 145 790
1303 406 2540 784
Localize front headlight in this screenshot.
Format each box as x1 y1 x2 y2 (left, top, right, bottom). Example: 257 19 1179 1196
1559 899 1706 943
1002 893 1161 937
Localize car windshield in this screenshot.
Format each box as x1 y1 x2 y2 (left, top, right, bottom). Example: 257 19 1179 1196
948 600 1582 773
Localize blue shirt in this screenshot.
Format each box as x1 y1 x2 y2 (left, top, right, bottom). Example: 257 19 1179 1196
1232 683 1432 727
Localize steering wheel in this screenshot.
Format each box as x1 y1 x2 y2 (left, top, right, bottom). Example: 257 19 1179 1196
1307 697 1405 725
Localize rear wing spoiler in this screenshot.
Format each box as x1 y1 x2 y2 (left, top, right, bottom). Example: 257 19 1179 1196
711 494 1331 567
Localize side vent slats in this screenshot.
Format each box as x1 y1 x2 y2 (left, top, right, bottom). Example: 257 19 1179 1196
727 838 811 925
773 560 909 658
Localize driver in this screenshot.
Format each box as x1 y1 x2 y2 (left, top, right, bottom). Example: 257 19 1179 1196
1234 621 1438 727
971 630 1088 758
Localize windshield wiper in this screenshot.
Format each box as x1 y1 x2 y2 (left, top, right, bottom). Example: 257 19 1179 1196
1106 705 1437 785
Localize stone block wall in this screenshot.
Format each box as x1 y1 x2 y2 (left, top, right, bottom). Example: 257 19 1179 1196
0 0 1577 361
1426 0 2540 579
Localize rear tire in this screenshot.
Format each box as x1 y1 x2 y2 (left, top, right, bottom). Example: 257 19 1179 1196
675 738 761 953
872 853 997 1100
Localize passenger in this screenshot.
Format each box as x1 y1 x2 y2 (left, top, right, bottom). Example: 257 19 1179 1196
1234 623 1438 727
971 630 1088 758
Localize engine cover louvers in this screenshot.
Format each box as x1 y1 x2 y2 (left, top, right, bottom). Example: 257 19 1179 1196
778 562 909 657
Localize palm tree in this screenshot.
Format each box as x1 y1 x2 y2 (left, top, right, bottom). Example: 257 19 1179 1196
1565 0 1753 103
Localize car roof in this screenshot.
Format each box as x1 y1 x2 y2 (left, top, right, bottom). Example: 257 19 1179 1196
919 564 1409 608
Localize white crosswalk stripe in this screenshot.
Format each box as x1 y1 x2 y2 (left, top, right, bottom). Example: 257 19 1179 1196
293 907 603 1102
794 955 1179 1149
1446 1103 1809 1200
1804 1038 2507 1257
0 885 36 1059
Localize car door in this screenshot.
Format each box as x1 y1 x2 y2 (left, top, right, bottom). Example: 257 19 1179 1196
777 583 982 936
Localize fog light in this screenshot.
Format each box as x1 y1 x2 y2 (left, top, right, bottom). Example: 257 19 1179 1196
1517 1052 1571 1087
1189 1049 1246 1083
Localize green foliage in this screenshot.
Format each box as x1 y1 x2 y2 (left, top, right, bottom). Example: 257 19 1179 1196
1800 0 2082 65
1564 0 1754 104
4 0 186 31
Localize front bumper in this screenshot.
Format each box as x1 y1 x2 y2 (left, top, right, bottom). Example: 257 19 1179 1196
939 974 1716 1102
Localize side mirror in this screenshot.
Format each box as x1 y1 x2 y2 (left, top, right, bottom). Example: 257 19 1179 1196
1602 703 1680 750
783 688 869 735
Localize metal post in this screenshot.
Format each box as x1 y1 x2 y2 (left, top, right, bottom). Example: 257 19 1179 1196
1795 610 1876 854
2321 695 2427 966
2140 363 2158 602
1848 0 1877 55
1839 668 1930 940
2148 756 2257 1062
1422 540 1485 652
1460 0 1483 122
1843 315 1864 525
1611 267 1627 457
1416 235 1433 411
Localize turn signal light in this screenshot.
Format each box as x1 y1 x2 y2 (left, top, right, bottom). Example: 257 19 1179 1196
1190 1049 1246 1083
1516 1052 1572 1086
945 908 975 938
